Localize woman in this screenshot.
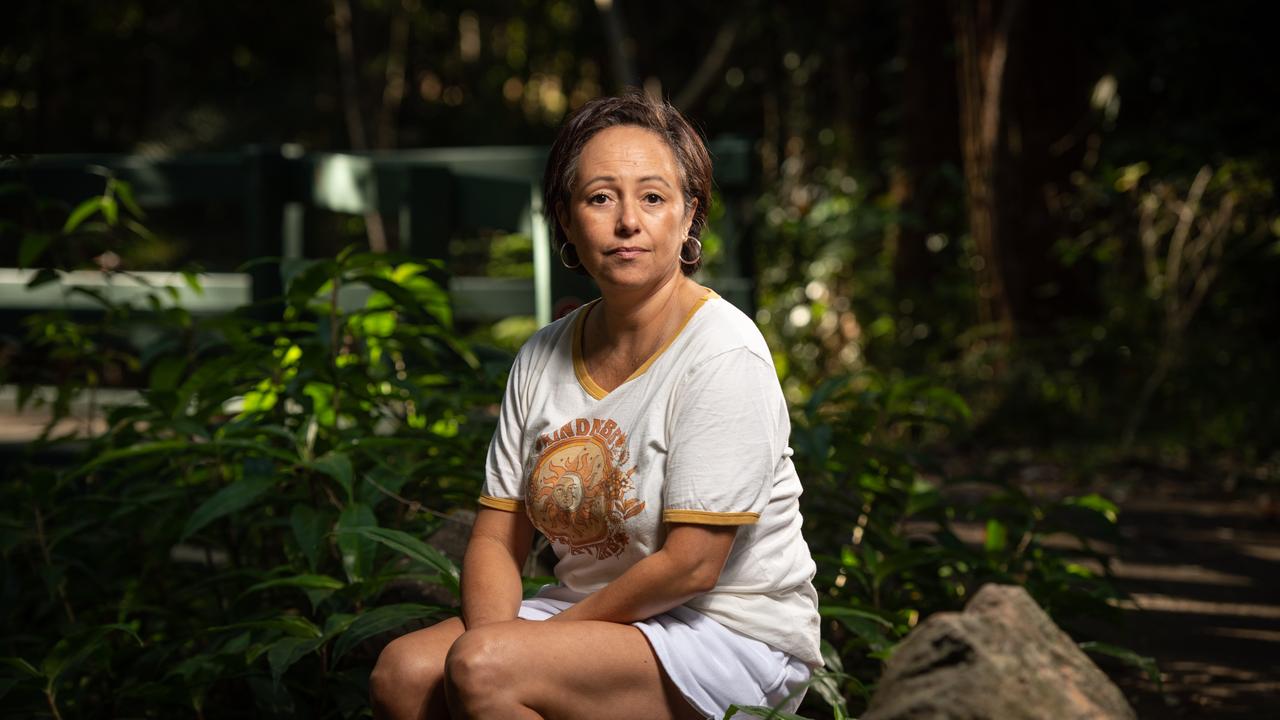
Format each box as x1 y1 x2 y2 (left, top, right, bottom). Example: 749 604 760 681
371 90 820 720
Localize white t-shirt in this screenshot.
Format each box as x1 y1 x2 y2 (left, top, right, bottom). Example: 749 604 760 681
479 291 822 667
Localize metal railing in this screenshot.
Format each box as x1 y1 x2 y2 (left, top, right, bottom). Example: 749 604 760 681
0 140 756 327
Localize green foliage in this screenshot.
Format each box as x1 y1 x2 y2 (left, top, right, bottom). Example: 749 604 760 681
2 184 1136 719
793 371 1125 717
1 241 504 716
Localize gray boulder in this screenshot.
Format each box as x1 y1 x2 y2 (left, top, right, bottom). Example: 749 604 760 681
864 584 1135 720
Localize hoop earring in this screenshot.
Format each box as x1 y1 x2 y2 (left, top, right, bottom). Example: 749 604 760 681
559 243 582 270
679 236 703 265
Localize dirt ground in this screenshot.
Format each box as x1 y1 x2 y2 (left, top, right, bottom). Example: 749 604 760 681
1024 460 1280 719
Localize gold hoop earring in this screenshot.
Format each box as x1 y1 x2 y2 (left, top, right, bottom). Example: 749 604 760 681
559 243 582 270
680 236 703 265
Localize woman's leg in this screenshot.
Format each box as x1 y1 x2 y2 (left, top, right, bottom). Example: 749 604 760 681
370 616 465 720
444 619 703 720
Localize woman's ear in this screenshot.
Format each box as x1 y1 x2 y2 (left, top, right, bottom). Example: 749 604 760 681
685 196 699 235
555 201 569 234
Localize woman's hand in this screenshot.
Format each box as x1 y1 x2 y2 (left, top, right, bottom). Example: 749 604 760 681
548 522 737 624
460 507 535 629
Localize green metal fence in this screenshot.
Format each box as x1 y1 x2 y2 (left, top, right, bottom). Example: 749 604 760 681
0 139 756 327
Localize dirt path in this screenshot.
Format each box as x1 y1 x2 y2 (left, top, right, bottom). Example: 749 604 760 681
1070 467 1280 718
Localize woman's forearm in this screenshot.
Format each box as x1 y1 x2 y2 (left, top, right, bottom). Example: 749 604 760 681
459 509 533 629
549 524 737 624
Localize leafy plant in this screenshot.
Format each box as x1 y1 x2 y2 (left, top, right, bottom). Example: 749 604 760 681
792 370 1126 717
2 234 506 716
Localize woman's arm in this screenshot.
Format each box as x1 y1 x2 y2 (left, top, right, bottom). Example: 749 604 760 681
548 522 737 624
460 507 536 629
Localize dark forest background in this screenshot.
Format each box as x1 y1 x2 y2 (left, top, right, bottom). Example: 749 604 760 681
5 0 1278 455
2 1 1278 717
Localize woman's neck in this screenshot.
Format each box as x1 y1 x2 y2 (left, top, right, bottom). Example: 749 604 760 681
585 272 704 376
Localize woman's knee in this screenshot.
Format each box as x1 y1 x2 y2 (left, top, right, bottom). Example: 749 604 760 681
443 624 518 701
370 632 447 703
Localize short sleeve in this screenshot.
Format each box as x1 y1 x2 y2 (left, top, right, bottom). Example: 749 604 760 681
479 348 528 512
662 348 786 525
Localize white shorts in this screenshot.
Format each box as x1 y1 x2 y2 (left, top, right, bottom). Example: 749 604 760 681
518 596 811 719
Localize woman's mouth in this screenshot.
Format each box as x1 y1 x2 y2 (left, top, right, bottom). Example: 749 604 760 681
608 246 647 259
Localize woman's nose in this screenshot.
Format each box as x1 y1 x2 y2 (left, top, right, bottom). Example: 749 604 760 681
615 198 640 236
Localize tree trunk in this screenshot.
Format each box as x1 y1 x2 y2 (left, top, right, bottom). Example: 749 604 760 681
952 0 1102 342
892 1 962 297
951 0 1020 341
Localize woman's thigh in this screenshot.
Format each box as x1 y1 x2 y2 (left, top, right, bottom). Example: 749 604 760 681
446 619 703 720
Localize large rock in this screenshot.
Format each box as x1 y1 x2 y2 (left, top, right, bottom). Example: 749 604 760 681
864 584 1135 720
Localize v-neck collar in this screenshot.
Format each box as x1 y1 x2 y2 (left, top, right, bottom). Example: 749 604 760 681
571 290 717 400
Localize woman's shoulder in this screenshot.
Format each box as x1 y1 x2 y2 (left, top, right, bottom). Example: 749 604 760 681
685 294 773 364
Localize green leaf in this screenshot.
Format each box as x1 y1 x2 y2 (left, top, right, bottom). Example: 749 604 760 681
331 604 445 662
872 547 943 586
1062 494 1119 524
41 623 142 684
149 355 186 393
181 464 276 541
0 656 42 679
211 615 322 639
181 269 205 295
114 180 144 218
308 453 354 502
101 195 119 225
819 638 844 674
723 705 813 720
808 667 849 719
984 518 1008 554
322 613 357 640
335 504 377 583
266 636 322 686
63 196 102 233
25 267 60 290
18 234 50 268
1079 641 1162 691
244 573 344 595
336 525 460 594
290 506 328 572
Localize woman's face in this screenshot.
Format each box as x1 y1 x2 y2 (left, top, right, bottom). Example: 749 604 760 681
558 125 695 293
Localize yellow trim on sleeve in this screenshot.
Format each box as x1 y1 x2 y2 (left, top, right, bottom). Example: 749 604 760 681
478 495 524 512
663 509 760 525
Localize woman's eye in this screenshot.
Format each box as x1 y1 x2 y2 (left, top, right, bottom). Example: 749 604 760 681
588 193 610 204
643 193 664 204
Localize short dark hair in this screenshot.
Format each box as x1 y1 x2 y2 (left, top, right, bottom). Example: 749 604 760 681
542 89 713 275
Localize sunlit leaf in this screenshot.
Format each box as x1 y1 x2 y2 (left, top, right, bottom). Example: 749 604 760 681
335 525 459 594
1062 494 1119 524
722 704 813 720
244 573 344 595
984 518 1008 554
63 197 102 233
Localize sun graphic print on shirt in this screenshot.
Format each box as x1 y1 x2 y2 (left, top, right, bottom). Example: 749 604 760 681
526 417 645 559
